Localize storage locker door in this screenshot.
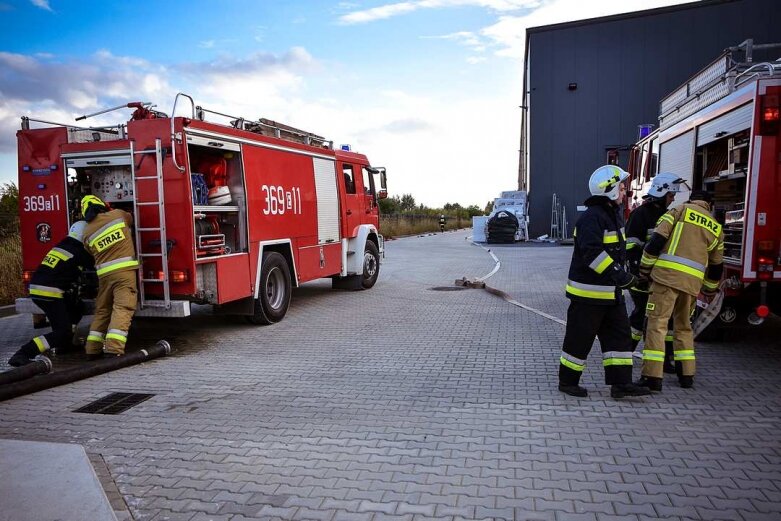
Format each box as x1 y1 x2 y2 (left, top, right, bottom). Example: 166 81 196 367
696 102 754 147
659 130 695 206
313 157 340 244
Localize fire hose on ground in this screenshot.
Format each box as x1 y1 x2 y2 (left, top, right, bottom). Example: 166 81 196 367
0 340 172 402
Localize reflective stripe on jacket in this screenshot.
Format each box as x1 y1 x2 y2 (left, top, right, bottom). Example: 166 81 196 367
565 195 631 305
82 209 138 278
30 236 94 292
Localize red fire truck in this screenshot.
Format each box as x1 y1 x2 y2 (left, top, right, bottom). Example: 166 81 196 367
16 93 387 324
627 40 781 331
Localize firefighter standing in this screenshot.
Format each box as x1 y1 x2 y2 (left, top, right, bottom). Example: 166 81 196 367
8 221 94 366
439 214 446 233
80 195 139 359
558 165 651 399
636 190 724 391
625 173 685 372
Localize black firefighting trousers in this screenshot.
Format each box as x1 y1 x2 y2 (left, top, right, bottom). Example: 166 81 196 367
19 295 84 355
559 300 634 386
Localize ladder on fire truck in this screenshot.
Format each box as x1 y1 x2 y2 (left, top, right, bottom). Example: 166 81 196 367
131 139 171 310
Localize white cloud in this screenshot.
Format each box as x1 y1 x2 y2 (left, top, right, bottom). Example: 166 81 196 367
199 40 215 49
30 0 52 11
339 0 540 24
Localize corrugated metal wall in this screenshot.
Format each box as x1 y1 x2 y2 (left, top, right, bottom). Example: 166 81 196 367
526 0 781 236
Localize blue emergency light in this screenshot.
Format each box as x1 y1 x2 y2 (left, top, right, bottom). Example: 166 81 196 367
340 144 351 151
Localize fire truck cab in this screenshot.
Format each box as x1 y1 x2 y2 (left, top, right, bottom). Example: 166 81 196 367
16 94 387 324
628 40 781 330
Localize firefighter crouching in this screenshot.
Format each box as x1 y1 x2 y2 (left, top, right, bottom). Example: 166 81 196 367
625 173 685 372
8 222 94 366
81 195 139 359
558 165 651 399
636 190 724 391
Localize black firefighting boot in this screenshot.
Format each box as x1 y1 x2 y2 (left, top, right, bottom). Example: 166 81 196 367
611 382 652 399
8 341 39 367
558 384 588 397
679 376 694 389
634 375 663 392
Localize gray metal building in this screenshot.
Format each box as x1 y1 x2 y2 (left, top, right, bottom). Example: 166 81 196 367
522 0 781 237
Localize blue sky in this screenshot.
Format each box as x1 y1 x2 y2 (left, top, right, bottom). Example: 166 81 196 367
0 0 695 208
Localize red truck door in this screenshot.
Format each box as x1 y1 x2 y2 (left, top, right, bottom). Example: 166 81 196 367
340 161 364 237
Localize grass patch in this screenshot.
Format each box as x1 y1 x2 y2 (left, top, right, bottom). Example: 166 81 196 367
0 235 23 306
379 214 468 238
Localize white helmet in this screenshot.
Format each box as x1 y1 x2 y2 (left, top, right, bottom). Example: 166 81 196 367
647 172 685 198
588 165 629 201
68 220 87 242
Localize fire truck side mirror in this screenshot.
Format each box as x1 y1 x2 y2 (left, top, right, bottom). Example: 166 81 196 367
377 189 388 200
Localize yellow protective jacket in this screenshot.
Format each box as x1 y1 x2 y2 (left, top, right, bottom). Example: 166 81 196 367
640 200 724 296
82 209 139 278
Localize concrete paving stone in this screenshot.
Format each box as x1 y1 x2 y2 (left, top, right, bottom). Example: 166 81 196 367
474 506 516 520
434 504 475 518
150 510 196 521
331 510 373 521
653 503 703 519
737 511 781 521
512 510 556 521
395 502 436 516
291 507 335 521
594 515 639 521
345 489 386 502
555 513 598 521
613 502 657 517
750 500 781 513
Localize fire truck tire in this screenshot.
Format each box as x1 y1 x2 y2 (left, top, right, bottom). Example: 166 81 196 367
248 251 291 325
362 241 380 289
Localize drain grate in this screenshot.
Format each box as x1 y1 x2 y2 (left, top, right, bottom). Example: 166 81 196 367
73 392 155 415
429 286 468 291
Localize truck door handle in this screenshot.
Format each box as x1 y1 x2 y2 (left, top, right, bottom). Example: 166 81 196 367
346 210 352 215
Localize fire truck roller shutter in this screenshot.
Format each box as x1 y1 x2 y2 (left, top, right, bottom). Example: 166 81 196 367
659 129 695 207
312 158 340 244
696 103 753 147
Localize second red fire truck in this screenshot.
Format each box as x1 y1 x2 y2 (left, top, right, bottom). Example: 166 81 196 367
628 40 781 332
16 93 387 324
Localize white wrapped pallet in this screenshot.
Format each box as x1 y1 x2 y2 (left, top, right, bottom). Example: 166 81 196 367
500 190 527 201
471 216 488 242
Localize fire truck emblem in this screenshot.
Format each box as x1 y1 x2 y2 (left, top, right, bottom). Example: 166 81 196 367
36 222 52 243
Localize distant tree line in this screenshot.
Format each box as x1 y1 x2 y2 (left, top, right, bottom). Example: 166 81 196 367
378 193 484 219
0 182 19 237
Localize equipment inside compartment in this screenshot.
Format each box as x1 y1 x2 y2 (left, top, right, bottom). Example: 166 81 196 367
187 142 248 258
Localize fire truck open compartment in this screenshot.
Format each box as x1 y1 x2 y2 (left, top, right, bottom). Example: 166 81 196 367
694 128 750 264
186 138 248 258
64 156 135 225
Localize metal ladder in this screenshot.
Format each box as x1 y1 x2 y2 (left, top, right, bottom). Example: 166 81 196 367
131 138 171 309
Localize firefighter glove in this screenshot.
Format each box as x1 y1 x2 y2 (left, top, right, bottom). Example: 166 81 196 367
613 267 637 289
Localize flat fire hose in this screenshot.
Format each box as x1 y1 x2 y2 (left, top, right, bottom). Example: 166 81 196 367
692 287 725 339
0 340 172 402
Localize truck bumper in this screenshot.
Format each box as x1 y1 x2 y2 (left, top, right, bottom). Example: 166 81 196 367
15 298 192 318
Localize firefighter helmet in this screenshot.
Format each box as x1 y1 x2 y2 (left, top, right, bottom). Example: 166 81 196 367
647 172 685 198
68 220 87 242
588 165 628 201
80 195 106 218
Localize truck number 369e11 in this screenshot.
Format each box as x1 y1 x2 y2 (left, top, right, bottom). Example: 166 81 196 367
261 184 302 216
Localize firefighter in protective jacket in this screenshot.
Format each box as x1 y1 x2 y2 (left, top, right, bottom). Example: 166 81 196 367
558 165 651 399
636 190 724 391
625 173 685 371
81 195 139 358
8 222 94 366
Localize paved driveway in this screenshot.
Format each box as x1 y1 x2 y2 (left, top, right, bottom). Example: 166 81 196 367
1 230 779 521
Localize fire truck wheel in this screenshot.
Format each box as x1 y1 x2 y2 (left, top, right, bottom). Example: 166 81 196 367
362 241 380 289
248 251 291 325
